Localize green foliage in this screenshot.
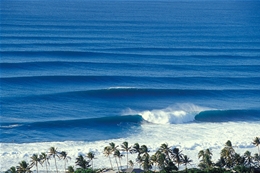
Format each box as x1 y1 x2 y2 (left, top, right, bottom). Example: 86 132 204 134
74 168 97 173
16 160 32 173
67 166 75 173
198 149 213 170
5 166 17 173
75 155 90 169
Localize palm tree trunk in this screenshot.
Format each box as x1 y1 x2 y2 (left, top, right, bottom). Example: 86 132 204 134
126 152 128 169
92 160 94 170
109 155 113 169
119 158 122 170
258 146 260 155
54 157 58 173
64 161 66 173
36 164 38 173
45 162 49 173
115 157 120 172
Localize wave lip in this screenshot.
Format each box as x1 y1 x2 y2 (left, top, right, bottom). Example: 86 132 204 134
141 109 195 124
125 103 208 124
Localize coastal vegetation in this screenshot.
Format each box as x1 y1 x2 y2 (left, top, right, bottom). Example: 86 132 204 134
5 137 260 173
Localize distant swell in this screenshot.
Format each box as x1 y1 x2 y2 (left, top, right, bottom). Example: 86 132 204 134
2 75 260 85
0 50 105 57
2 88 260 102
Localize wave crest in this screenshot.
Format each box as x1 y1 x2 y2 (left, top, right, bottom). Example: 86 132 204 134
124 103 210 124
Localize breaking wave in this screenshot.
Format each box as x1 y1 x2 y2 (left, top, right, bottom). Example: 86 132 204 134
124 103 210 124
124 103 260 124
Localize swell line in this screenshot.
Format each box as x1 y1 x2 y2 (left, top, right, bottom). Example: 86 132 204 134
2 88 260 102
0 50 108 57
0 115 143 129
2 75 260 84
1 109 259 130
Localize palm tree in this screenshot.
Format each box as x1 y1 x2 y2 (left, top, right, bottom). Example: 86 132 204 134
140 145 149 155
103 146 113 169
220 140 236 168
109 142 120 170
136 154 142 168
198 149 212 160
253 153 260 168
233 153 244 166
59 151 71 172
171 148 183 169
48 147 60 173
182 155 192 172
198 149 213 170
87 152 95 170
244 151 253 169
225 140 233 147
30 154 41 173
40 152 49 173
215 156 226 169
128 160 134 168
140 153 152 171
155 151 167 170
66 166 74 173
75 155 90 169
16 160 32 173
5 166 17 173
253 137 260 155
121 141 131 168
150 154 157 171
159 143 172 159
109 142 118 152
130 143 142 168
130 143 141 155
113 149 122 172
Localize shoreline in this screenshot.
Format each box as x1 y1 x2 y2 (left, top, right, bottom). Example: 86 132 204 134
1 136 259 172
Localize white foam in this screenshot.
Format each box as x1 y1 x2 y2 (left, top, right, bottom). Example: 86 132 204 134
125 103 210 124
1 120 259 172
107 86 136 90
0 124 22 129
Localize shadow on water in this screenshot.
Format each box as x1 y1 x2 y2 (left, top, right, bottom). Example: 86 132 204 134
195 109 260 122
0 115 143 143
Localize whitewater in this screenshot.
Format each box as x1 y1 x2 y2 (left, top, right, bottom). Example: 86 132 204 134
1 0 260 171
1 116 259 171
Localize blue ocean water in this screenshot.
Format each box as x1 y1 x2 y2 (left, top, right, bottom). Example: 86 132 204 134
1 0 260 143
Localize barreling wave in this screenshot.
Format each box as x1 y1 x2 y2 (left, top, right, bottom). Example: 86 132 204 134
1 105 259 133
124 104 210 124
195 109 260 122
124 104 260 124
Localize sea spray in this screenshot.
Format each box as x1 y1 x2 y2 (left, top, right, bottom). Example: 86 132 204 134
123 103 211 124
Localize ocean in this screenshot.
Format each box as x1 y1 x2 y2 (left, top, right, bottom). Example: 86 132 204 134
0 0 260 171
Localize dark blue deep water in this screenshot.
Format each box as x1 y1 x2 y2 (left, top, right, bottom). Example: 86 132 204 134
1 0 260 143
